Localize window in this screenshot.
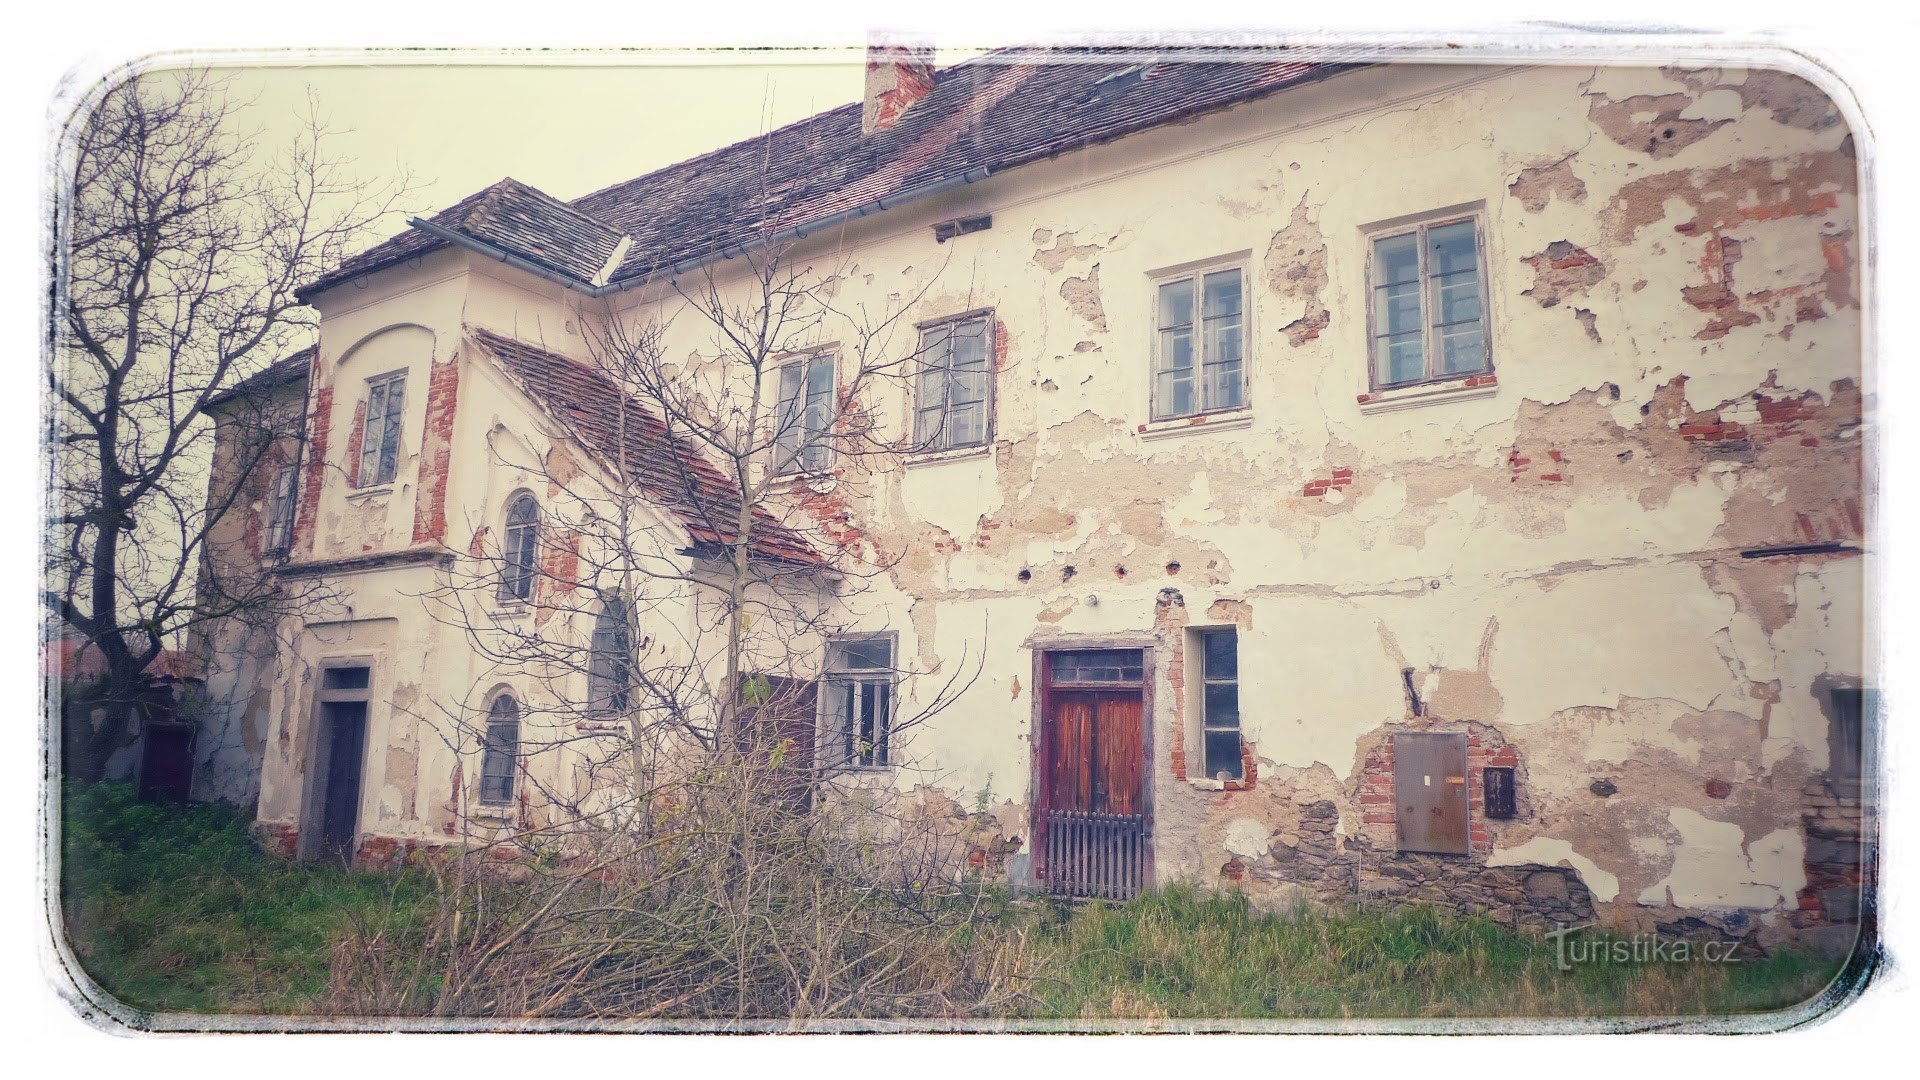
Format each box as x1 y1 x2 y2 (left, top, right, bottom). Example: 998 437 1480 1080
1368 214 1490 390
1828 687 1871 787
774 353 835 474
1153 266 1244 420
588 599 633 718
356 371 407 486
1197 629 1241 781
479 694 520 806
913 313 993 452
263 464 297 555
499 494 538 603
824 635 894 769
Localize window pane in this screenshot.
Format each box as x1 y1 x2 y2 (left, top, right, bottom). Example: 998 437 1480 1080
1204 682 1240 730
1202 269 1242 319
1158 326 1192 375
1052 650 1143 683
1155 370 1193 420
948 402 984 447
1157 278 1193 330
1204 358 1242 412
832 638 892 670
1203 729 1243 781
1203 629 1237 679
1433 273 1482 326
1376 333 1424 387
1439 326 1487 375
1373 232 1419 285
1427 220 1478 276
1374 281 1423 337
952 319 989 369
323 667 370 690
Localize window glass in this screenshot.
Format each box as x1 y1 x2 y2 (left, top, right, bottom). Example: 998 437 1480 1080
1154 268 1243 419
479 695 520 805
1370 217 1489 389
1199 629 1241 780
914 315 993 452
500 495 538 602
826 635 894 768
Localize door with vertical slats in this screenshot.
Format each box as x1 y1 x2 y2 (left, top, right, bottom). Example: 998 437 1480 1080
1041 651 1147 898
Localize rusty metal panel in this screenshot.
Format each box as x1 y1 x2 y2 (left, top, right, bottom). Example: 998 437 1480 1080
1394 732 1469 854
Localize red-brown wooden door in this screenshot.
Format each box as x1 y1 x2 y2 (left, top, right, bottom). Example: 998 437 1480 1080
1040 650 1147 898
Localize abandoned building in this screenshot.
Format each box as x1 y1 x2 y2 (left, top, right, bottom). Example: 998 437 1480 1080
188 44 1873 954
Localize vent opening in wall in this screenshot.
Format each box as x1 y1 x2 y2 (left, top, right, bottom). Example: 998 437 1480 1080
933 214 992 243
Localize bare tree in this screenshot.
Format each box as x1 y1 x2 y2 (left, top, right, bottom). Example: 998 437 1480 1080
378 189 1021 1018
47 70 409 780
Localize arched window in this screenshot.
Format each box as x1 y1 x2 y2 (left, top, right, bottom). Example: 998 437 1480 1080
500 494 539 602
479 694 520 805
588 598 633 718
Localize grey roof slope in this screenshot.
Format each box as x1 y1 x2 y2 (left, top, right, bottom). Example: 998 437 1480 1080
207 346 316 408
301 46 1351 299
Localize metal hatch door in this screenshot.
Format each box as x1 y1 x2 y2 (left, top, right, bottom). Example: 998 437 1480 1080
1393 732 1469 854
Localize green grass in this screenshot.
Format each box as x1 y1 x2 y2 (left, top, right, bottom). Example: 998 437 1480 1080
1020 883 1848 1022
57 782 432 1015
55 786 1849 1023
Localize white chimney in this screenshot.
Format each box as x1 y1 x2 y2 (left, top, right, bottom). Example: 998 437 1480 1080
862 34 936 135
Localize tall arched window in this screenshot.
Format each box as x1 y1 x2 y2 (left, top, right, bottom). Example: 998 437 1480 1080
500 494 539 602
479 694 520 805
588 598 633 719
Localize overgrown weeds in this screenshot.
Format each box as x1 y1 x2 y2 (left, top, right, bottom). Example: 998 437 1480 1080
57 786 1847 1023
57 782 430 1014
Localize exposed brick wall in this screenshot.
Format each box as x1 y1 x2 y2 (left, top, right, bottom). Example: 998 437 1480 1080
291 385 334 556
255 821 299 860
1302 467 1353 498
344 398 368 488
410 355 462 544
1792 779 1872 928
1155 587 1190 782
1358 726 1516 858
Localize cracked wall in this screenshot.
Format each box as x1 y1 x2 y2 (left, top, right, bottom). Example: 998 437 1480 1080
217 60 1869 945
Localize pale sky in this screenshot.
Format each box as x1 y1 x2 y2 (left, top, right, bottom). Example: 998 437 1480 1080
216 52 977 240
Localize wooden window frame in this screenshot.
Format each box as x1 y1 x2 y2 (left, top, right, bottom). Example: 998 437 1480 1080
820 632 897 771
587 597 633 719
772 351 837 476
356 369 407 487
498 492 539 604
262 463 298 556
912 310 997 454
1150 259 1250 422
478 693 520 807
1364 210 1494 393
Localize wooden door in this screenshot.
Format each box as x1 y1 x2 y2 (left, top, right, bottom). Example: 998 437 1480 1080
1046 691 1143 814
319 701 367 860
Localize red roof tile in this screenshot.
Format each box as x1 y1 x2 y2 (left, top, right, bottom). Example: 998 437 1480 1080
470 328 822 568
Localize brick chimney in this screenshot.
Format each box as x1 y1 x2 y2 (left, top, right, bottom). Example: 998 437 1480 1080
862 35 936 135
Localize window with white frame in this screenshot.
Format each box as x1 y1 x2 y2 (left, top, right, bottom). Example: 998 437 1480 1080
1367 213 1491 390
1197 628 1241 781
1153 265 1245 420
913 312 993 452
356 370 407 486
824 635 895 769
263 464 297 555
499 493 539 603
479 694 520 806
774 352 835 474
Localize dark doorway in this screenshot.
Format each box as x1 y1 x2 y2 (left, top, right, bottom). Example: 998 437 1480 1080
318 700 368 861
1039 649 1147 899
311 664 373 862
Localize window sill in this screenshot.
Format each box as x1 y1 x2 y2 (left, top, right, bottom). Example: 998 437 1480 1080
1357 374 1498 415
1186 776 1252 792
904 443 992 468
1135 409 1254 443
346 483 396 502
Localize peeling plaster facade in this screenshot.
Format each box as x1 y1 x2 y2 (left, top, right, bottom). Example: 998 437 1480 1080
197 60 1872 949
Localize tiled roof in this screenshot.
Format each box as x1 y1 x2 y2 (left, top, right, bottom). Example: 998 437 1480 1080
302 46 1351 298
207 345 316 408
469 328 822 567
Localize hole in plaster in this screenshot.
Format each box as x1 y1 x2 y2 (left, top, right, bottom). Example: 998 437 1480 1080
1165 561 1181 575
1113 564 1127 579
1061 565 1077 582
1016 568 1031 583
